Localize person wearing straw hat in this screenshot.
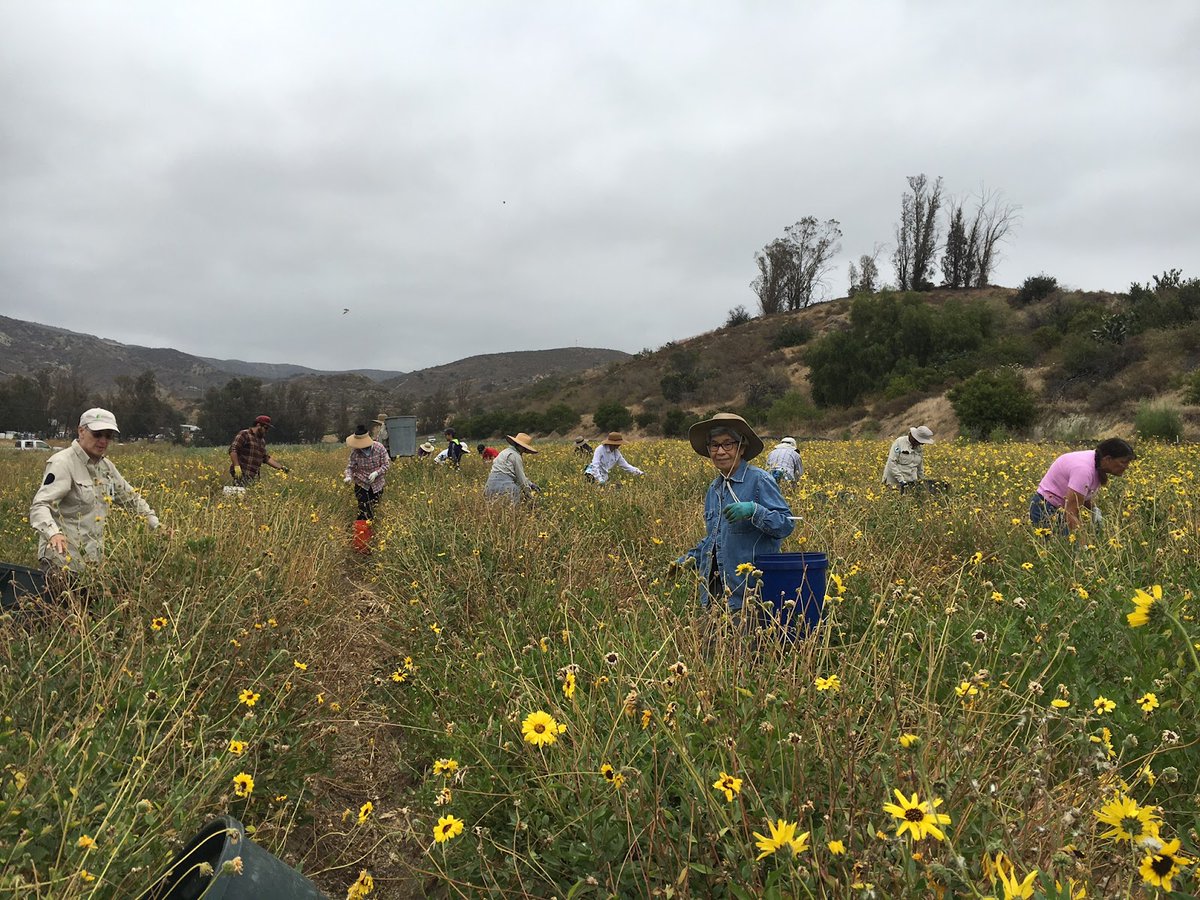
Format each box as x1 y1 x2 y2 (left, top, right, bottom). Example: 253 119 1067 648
584 432 644 486
881 425 934 489
29 407 163 574
417 441 436 459
344 424 391 521
371 415 390 456
765 436 804 483
672 413 794 611
573 436 594 457
483 432 540 504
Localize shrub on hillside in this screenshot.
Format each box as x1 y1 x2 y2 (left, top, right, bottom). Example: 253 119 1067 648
765 391 819 434
724 305 753 328
948 368 1038 439
1134 401 1183 441
1185 369 1200 405
593 402 633 433
806 292 992 407
661 408 699 437
634 409 658 431
770 321 813 349
1013 274 1058 306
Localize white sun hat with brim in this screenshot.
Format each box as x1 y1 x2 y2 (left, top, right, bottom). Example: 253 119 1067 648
778 437 797 449
909 425 935 444
688 412 764 461
506 432 538 453
79 408 120 433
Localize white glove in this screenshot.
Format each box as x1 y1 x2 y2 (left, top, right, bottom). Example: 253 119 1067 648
343 475 352 484
1090 506 1104 528
368 470 379 483
147 514 160 530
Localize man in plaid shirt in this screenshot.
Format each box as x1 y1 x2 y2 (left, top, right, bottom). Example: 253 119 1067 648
229 415 288 485
344 424 391 520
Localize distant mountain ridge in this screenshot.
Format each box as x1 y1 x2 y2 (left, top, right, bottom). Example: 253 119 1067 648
0 314 630 405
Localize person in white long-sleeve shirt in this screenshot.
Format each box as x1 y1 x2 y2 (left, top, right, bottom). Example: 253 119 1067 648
584 432 644 485
765 437 804 482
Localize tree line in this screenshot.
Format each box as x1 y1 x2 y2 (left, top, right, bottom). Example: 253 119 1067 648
749 174 1019 317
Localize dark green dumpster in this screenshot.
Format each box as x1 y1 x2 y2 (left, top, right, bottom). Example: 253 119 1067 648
149 815 326 899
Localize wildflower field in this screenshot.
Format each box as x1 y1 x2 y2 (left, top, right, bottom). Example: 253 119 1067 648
0 438 1197 898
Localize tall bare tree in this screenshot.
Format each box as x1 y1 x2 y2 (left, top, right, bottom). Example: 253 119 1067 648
752 218 842 314
751 239 791 315
848 244 885 296
782 217 842 310
893 174 943 290
972 187 1020 287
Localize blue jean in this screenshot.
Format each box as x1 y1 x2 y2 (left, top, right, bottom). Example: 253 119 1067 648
1029 493 1067 535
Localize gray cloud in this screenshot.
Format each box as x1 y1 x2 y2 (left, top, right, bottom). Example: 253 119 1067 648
2 1 1197 372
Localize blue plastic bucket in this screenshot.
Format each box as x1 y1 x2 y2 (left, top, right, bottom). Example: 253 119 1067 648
753 552 828 639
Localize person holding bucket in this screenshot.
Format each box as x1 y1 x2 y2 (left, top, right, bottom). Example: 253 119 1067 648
483 432 540 504
584 432 644 485
672 413 794 612
1030 438 1135 534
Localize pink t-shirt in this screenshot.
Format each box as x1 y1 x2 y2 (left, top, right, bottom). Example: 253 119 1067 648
1037 450 1099 507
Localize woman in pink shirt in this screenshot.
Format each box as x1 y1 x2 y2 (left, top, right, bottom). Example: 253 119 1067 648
1030 438 1135 532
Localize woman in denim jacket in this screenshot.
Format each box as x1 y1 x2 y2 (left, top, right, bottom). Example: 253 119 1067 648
675 413 794 611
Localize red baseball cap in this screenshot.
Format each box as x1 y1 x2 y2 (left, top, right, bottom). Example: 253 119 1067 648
255 415 272 427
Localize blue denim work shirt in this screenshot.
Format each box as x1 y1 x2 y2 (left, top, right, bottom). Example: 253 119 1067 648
679 461 795 611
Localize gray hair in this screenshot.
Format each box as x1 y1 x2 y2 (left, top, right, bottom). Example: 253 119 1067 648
708 426 741 443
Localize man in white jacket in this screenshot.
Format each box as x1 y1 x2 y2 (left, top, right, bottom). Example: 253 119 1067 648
29 408 161 573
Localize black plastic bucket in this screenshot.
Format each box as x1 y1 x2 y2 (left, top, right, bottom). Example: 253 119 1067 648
149 816 327 899
1 563 45 610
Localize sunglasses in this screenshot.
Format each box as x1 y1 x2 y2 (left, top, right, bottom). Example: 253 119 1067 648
89 430 118 441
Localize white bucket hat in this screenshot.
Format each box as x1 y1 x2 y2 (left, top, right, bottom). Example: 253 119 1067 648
909 425 935 444
778 437 797 449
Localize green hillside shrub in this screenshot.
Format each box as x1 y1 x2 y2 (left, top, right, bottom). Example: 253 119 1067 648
593 402 633 432
948 368 1038 439
765 391 819 434
1014 273 1058 306
806 292 993 407
661 408 699 437
1184 370 1200 405
1134 401 1183 441
771 321 813 349
724 305 752 327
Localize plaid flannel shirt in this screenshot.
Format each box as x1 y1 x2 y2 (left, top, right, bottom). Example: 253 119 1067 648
230 428 270 477
345 441 390 489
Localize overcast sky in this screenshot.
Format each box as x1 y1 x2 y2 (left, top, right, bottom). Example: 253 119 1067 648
2 2 1196 373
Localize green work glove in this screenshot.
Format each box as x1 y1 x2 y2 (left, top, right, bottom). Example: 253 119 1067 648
722 501 756 522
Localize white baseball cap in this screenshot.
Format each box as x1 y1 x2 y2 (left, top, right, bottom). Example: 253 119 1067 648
79 408 120 433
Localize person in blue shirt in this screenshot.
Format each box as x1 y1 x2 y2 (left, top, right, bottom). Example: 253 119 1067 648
674 413 794 611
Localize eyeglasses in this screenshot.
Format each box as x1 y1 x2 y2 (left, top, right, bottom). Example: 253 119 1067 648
707 440 741 454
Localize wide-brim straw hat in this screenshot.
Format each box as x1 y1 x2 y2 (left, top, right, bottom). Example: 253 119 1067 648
602 432 625 446
372 416 387 426
688 412 764 461
419 441 435 453
909 425 935 444
506 432 538 454
346 425 373 449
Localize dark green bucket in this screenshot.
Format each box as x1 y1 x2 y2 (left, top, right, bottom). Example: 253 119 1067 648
149 816 326 899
